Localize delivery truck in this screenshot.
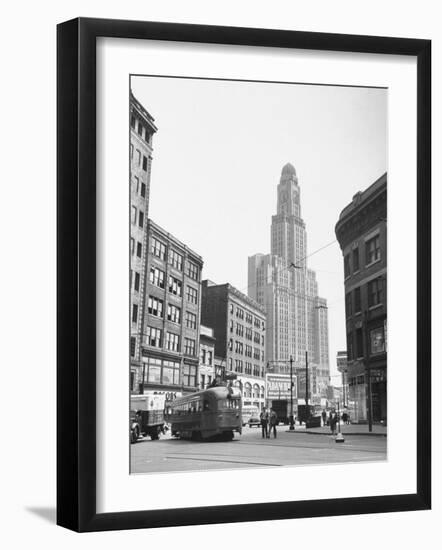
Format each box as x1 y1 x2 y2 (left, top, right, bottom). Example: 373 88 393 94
130 393 166 443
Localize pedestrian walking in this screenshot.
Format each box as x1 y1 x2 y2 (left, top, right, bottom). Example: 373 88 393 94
269 409 278 438
321 409 327 427
342 410 348 425
260 408 269 439
329 409 338 435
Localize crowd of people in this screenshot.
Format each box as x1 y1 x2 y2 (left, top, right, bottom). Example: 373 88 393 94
321 408 351 435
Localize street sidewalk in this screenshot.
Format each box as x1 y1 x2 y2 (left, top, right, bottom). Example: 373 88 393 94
286 423 387 436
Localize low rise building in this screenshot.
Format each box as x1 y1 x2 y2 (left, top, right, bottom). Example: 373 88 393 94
335 173 387 425
201 281 267 411
138 219 204 397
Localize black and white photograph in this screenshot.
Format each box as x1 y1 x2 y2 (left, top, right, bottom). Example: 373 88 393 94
129 75 388 474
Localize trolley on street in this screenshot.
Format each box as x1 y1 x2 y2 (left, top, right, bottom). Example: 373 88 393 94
167 386 242 440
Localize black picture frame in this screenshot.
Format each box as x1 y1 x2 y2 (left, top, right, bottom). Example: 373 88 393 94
57 17 431 532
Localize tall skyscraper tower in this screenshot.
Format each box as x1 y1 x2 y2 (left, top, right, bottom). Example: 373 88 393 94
248 163 330 401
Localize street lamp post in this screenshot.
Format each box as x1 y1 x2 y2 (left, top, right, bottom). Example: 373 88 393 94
289 356 295 430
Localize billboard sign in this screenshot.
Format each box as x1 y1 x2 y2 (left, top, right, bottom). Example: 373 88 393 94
266 373 297 400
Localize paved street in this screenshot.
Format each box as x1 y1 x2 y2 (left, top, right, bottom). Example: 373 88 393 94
131 425 387 474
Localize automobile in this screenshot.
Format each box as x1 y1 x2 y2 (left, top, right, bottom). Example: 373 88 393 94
248 415 261 428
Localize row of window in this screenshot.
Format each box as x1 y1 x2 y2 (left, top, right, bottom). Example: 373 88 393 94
130 144 149 172
200 348 213 366
345 278 385 317
147 296 186 325
145 326 197 356
344 234 381 278
132 175 147 198
131 114 152 145
131 205 144 229
130 238 143 258
150 236 200 281
347 325 386 360
149 266 199 304
228 303 264 329
140 356 197 387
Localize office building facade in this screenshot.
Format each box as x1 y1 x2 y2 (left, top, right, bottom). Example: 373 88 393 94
130 92 158 391
137 219 204 397
335 173 387 424
248 163 330 402
201 281 267 411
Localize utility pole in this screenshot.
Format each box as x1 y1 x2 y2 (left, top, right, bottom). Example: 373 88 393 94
305 350 309 420
289 356 295 430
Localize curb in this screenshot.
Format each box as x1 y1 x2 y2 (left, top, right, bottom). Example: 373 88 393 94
285 429 387 437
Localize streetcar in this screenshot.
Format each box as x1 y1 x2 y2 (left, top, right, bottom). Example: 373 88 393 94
167 385 242 440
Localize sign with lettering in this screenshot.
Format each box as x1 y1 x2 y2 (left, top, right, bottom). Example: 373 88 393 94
266 373 296 399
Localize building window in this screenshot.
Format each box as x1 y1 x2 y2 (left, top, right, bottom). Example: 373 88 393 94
186 285 198 304
347 333 353 360
138 121 143 136
186 261 199 281
134 272 140 292
169 249 183 271
130 238 135 255
166 332 180 352
149 266 165 289
355 328 363 358
236 307 244 320
130 143 134 158
146 326 162 348
141 182 146 198
183 364 197 387
345 292 352 317
344 254 351 278
136 242 142 258
131 206 137 224
184 338 196 356
148 296 163 317
365 235 380 265
142 155 148 171
368 278 384 307
133 175 139 193
130 114 136 129
162 360 180 385
151 237 166 260
353 247 360 272
370 327 385 355
167 304 181 324
354 286 361 313
185 311 197 329
200 348 206 364
136 149 141 166
169 276 182 297
207 351 213 366
236 323 244 337
146 358 161 384
130 337 136 357
138 210 144 228
132 304 138 323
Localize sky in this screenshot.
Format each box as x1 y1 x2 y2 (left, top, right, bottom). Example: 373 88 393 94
131 76 387 380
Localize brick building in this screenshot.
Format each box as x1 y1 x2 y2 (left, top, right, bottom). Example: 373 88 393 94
335 173 387 425
138 219 204 396
130 92 157 391
201 281 267 411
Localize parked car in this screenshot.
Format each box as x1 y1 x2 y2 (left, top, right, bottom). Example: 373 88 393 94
248 415 261 428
